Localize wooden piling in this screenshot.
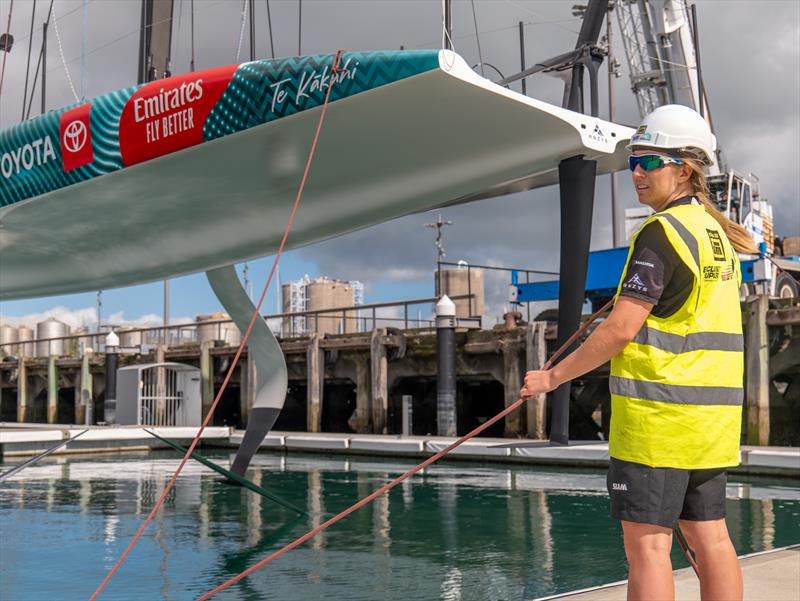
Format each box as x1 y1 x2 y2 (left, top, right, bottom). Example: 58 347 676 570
16 358 28 423
200 341 214 418
502 342 523 436
47 356 58 424
80 350 93 425
370 328 388 434
746 294 770 445
306 334 323 433
526 321 548 439
355 354 371 433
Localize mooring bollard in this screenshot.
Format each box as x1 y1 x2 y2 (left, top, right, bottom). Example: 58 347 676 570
104 331 119 425
436 295 457 437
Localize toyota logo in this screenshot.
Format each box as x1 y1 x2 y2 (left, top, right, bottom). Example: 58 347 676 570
62 120 88 153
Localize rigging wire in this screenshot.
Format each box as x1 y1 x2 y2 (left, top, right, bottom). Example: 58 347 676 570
469 0 485 76
23 0 52 121
80 0 87 100
0 0 15 101
234 0 247 62
265 0 274 59
440 0 455 70
504 0 581 35
51 2 80 102
21 0 35 121
88 49 345 601
6 0 86 48
7 0 227 105
190 0 195 71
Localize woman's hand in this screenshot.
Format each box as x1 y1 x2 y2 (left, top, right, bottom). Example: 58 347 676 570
520 370 559 399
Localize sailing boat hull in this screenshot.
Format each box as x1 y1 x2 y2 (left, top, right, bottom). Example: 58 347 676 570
0 50 633 300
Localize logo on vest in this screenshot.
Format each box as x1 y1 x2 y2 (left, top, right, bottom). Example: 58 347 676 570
612 483 628 491
703 265 720 281
706 229 727 262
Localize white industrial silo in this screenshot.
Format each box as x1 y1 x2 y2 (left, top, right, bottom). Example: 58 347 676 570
36 318 69 357
0 324 18 357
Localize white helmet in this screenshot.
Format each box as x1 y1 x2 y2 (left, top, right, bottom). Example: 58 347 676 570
627 104 717 165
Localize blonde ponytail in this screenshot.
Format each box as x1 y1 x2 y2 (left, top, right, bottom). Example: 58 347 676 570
683 159 759 254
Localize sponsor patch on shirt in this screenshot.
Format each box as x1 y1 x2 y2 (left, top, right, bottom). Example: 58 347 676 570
703 265 720 280
623 272 648 293
707 229 727 262
634 260 655 268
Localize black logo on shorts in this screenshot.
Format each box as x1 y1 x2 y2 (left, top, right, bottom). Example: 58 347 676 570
707 229 726 262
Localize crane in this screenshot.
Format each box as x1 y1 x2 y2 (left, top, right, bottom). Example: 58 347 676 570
614 0 798 296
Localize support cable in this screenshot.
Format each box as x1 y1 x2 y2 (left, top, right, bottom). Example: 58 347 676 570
88 49 344 601
51 2 80 102
469 0 485 76
0 0 15 101
234 0 247 62
21 0 36 121
265 0 274 59
189 0 195 72
23 0 53 121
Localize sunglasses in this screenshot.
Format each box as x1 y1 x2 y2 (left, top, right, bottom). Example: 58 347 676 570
628 155 684 172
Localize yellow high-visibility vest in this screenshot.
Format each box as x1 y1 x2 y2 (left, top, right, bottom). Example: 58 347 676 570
609 201 744 469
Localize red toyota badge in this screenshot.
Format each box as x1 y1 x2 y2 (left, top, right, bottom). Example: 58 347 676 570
59 103 94 172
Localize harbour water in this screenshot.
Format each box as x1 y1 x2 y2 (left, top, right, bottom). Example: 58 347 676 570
1 451 798 601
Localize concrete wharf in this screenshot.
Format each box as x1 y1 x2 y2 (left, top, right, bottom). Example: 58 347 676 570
2 305 799 447
1 426 797 477
536 546 800 601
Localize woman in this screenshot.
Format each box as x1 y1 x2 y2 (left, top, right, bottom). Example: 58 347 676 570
520 105 757 601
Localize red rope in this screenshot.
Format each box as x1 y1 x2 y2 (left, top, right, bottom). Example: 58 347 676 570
196 300 616 599
89 49 344 600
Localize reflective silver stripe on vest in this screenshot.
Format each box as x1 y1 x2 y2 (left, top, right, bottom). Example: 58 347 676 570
659 213 700 270
609 376 743 406
633 327 744 353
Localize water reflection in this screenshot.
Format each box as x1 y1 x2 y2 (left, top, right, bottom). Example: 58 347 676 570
0 451 798 601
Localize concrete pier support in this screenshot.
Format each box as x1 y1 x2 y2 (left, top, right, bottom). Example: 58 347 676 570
16 358 28 423
746 294 770 445
47 356 58 424
355 354 371 433
502 341 523 436
307 334 323 433
200 340 214 418
526 322 548 439
371 328 389 434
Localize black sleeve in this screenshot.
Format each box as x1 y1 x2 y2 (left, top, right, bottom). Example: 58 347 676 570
619 221 680 304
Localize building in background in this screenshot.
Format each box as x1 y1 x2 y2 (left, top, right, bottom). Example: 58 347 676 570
282 276 364 337
435 263 485 319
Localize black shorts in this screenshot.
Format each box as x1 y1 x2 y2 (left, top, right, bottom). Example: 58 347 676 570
607 457 727 529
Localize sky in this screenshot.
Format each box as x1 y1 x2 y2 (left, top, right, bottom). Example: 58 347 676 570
0 0 798 329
